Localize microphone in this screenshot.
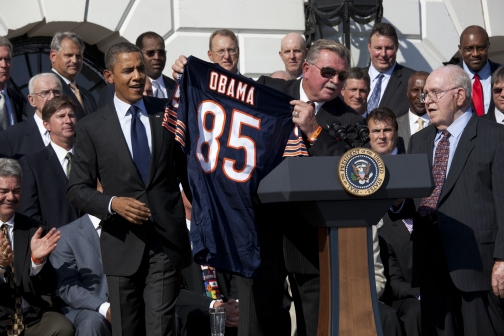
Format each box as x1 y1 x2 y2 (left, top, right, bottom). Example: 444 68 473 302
330 122 348 141
354 122 370 144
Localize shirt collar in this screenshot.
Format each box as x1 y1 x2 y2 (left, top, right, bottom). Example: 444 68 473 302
113 94 148 119
299 80 323 114
50 141 73 165
1 214 15 227
495 108 504 124
87 214 101 230
462 59 491 78
52 68 75 86
408 110 430 123
369 62 396 80
390 147 398 155
33 113 48 137
437 109 472 140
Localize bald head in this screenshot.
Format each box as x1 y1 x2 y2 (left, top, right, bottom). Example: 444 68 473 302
458 25 490 72
270 70 293 80
279 33 307 78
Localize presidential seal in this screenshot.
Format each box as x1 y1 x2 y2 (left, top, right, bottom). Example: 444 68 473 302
338 148 386 196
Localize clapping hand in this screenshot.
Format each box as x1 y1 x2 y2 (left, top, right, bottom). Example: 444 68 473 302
30 227 60 260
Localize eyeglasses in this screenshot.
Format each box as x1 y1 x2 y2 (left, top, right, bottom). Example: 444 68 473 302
142 50 167 57
310 63 347 81
492 87 504 95
420 87 459 103
211 48 238 57
32 90 62 99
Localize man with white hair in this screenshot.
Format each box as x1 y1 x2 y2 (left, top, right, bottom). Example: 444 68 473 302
393 64 504 335
0 72 62 159
278 33 308 79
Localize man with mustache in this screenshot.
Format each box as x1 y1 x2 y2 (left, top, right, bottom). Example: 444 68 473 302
458 25 502 116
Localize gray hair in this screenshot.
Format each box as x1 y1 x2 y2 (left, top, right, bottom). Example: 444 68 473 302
28 72 62 94
105 42 143 71
0 36 12 55
0 158 22 181
343 67 370 90
445 64 472 103
305 39 350 70
491 66 504 86
51 32 85 53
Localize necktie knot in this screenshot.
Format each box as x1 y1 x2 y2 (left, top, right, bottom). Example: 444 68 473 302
129 105 141 118
441 130 451 139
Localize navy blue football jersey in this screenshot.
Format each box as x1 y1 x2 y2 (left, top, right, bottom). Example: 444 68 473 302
164 56 307 277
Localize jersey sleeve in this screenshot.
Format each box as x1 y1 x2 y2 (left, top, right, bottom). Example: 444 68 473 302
163 75 188 152
283 125 308 157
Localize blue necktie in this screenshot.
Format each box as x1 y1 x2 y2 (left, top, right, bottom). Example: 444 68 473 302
130 105 151 185
366 73 384 114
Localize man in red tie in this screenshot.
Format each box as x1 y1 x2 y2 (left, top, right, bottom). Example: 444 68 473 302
458 25 502 116
392 64 504 335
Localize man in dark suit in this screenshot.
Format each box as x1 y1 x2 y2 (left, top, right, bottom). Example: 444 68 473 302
50 32 97 119
18 96 80 228
0 36 26 129
458 25 502 117
393 65 504 335
396 71 430 151
50 212 112 336
98 31 176 108
67 42 191 336
365 23 416 118
0 158 73 336
482 65 504 124
0 72 62 159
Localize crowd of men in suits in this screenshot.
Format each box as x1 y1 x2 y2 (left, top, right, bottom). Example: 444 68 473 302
0 19 503 336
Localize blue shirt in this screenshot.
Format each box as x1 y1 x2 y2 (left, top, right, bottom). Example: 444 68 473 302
433 110 472 176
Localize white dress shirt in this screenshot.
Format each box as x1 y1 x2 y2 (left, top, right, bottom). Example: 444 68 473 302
462 61 492 114
52 68 79 94
494 108 504 125
0 215 46 310
50 142 74 177
367 63 396 103
86 214 110 317
34 113 51 146
150 76 167 98
299 82 322 114
408 110 430 135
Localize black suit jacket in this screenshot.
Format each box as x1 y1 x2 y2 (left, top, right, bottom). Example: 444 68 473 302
67 96 192 276
18 144 80 229
6 84 26 122
256 77 364 273
0 117 45 159
403 114 504 292
97 75 176 109
53 71 97 119
0 214 55 332
458 59 502 116
366 64 416 118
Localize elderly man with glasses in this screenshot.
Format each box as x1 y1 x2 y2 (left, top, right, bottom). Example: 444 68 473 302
392 64 504 335
0 73 62 159
482 66 504 124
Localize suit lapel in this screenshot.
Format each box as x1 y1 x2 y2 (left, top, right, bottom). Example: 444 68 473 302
101 101 144 186
380 65 402 107
13 219 29 285
420 125 437 168
392 220 411 241
45 144 71 194
439 115 477 203
79 216 101 260
26 118 45 149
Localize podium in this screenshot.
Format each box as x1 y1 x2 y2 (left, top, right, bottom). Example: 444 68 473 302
257 154 434 336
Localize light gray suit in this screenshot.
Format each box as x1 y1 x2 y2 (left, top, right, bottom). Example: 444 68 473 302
396 113 411 152
49 215 111 336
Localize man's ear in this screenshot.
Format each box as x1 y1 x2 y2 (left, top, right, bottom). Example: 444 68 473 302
103 69 114 85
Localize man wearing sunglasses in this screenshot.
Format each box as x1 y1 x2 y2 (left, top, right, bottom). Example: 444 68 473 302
98 32 176 107
482 66 504 124
391 65 504 335
458 26 502 117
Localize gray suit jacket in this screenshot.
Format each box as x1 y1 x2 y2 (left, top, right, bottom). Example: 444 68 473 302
49 215 108 323
396 113 411 152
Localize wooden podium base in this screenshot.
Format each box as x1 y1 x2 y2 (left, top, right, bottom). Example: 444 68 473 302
317 226 382 336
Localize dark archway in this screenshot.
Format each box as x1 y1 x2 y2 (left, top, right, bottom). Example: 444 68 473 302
8 34 107 103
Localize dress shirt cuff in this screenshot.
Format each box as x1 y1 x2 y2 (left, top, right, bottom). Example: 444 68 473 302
108 196 116 215
31 259 46 275
390 200 405 213
209 299 223 309
98 302 110 318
